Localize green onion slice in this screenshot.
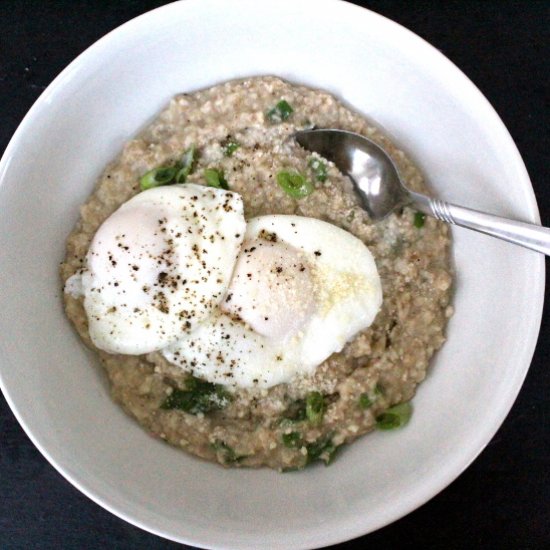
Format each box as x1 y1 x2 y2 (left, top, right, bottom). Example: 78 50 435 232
280 399 307 423
266 99 293 123
358 393 373 410
211 440 247 464
359 383 385 410
306 434 340 466
175 146 197 183
308 157 328 182
376 402 413 430
276 170 314 199
306 391 326 425
204 168 229 190
222 140 240 157
140 166 177 191
414 211 426 228
282 432 302 448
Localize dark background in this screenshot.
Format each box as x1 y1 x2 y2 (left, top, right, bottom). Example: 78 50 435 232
1 1 548 548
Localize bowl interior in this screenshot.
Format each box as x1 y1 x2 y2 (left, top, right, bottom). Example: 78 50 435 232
0 1 543 549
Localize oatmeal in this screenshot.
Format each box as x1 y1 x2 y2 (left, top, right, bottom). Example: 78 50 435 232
61 76 453 470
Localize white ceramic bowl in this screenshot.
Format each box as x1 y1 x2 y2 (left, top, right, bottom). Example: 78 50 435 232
0 1 544 548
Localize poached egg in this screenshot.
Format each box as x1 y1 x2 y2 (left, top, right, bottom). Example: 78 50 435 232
162 215 382 387
66 184 245 354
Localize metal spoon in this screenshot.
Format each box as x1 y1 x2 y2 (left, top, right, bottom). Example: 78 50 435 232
295 128 550 255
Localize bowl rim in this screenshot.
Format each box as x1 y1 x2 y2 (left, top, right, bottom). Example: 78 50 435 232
0 0 545 548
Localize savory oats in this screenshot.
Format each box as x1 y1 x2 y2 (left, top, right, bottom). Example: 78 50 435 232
61 76 453 470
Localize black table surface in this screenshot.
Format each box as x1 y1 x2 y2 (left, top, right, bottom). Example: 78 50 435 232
1 1 548 548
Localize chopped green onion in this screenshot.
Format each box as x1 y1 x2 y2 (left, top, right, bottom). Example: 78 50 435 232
211 440 247 464
204 168 229 190
160 376 231 415
222 140 240 157
308 157 328 182
276 170 314 199
376 402 413 430
360 383 384 410
306 391 326 425
175 145 197 183
280 399 307 423
140 146 197 190
414 211 426 228
266 99 293 123
282 432 302 448
306 434 340 466
140 166 177 191
359 393 373 410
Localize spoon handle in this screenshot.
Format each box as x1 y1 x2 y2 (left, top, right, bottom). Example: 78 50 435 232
409 191 550 255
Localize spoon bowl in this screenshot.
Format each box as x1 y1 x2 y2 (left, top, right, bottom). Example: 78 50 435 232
295 129 409 220
295 128 550 255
